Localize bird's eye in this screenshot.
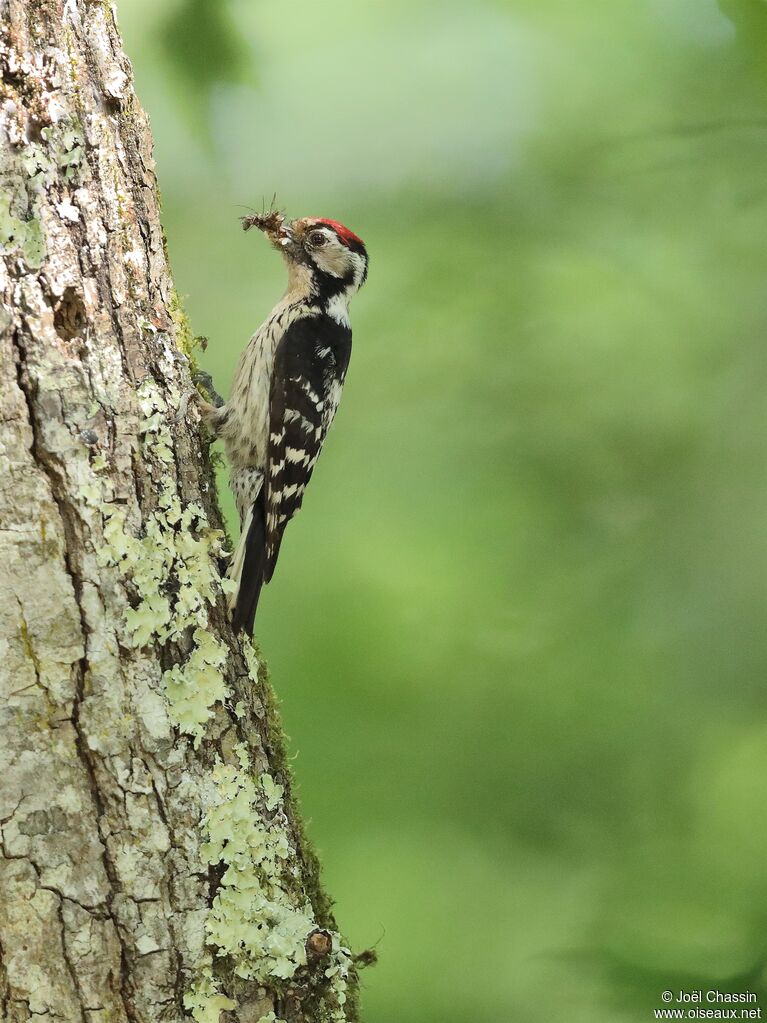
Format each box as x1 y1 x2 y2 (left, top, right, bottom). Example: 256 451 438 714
308 231 327 247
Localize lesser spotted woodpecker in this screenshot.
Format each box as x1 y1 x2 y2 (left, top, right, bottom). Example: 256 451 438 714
198 212 368 637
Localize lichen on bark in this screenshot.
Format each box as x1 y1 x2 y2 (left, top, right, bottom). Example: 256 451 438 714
0 2 364 1021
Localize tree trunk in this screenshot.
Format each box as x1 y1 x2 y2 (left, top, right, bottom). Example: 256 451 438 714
0 4 362 1022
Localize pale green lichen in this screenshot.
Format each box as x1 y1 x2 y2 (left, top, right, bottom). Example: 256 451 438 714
261 773 284 812
183 959 236 1023
19 122 85 189
0 191 45 269
163 628 228 737
186 743 354 1021
91 382 354 1017
323 936 354 1020
201 743 315 982
98 379 231 743
0 118 86 270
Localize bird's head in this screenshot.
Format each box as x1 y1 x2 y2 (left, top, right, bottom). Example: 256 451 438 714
245 212 368 308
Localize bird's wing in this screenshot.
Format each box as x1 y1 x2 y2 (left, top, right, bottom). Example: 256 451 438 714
265 314 352 581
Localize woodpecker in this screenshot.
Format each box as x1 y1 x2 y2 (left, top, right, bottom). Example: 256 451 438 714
197 211 368 637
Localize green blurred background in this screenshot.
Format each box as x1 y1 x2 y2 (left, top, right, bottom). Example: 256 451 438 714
121 2 767 1019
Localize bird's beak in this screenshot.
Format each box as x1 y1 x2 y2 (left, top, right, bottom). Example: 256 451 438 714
274 220 304 261
241 210 289 246
259 220 288 249
241 212 303 260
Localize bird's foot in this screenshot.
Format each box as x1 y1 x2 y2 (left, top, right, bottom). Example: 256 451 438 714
192 369 225 409
175 387 219 425
175 369 224 425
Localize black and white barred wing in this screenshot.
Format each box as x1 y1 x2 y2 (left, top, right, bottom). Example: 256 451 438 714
265 316 352 581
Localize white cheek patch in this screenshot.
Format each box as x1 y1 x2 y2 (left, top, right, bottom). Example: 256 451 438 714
315 243 353 279
351 253 366 289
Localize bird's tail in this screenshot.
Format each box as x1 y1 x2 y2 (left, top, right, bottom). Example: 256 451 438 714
229 490 267 638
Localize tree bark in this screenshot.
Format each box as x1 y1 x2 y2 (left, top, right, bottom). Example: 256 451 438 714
0 4 362 1022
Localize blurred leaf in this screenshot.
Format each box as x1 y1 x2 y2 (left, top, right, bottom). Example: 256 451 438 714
719 0 767 78
719 0 767 32
160 0 254 140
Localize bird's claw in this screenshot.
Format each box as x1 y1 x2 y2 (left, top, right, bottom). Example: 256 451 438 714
175 368 225 424
174 387 198 424
193 369 225 409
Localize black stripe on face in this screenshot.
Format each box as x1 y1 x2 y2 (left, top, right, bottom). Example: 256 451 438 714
303 227 367 294
342 236 367 258
312 265 353 303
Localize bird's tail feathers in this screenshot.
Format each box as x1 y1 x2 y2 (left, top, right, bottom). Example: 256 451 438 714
226 507 251 613
229 492 267 638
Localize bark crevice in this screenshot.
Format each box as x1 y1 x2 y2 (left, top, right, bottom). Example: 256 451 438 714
55 895 89 1023
11 314 142 1023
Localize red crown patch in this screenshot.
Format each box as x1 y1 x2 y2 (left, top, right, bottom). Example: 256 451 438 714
315 219 365 249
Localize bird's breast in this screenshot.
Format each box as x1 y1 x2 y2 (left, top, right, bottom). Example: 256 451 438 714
224 302 316 469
